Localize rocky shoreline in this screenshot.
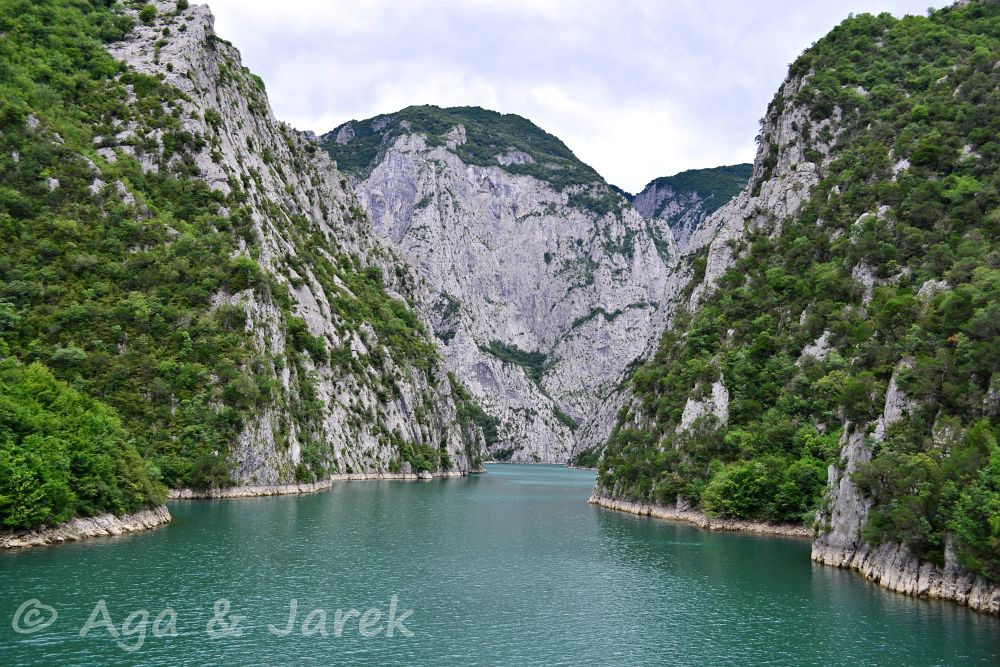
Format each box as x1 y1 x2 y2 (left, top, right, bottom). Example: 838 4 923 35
169 469 475 499
590 493 1000 615
588 493 812 538
812 541 1000 616
0 506 172 550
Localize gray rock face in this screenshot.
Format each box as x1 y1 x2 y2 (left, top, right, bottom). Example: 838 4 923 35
816 425 874 557
797 330 833 364
497 150 534 166
1 507 172 549
690 76 834 310
104 2 479 484
677 378 729 432
633 183 707 254
347 127 683 462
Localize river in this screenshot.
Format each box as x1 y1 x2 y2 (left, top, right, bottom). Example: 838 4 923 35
2 464 997 665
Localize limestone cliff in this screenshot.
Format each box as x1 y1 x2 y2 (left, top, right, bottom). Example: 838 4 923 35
324 108 685 462
100 2 481 485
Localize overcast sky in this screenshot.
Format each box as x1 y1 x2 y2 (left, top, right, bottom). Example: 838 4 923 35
206 0 935 193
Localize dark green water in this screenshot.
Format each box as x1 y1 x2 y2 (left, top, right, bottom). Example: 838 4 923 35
1 464 997 665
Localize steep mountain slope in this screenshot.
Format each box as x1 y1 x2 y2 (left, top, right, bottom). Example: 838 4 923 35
0 0 482 528
323 107 682 462
632 164 752 255
593 2 1000 613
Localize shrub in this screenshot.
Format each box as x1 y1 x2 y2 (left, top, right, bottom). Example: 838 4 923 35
139 4 156 25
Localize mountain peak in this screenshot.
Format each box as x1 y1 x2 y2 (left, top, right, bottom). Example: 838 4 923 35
321 105 605 190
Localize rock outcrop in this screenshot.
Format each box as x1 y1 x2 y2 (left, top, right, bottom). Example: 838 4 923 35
168 469 467 498
812 540 1000 615
688 75 836 310
0 507 172 549
588 492 812 538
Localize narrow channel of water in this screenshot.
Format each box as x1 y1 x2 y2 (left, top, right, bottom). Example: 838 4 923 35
2 464 997 665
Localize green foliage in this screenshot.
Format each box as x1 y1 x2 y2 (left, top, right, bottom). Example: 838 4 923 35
138 5 156 25
855 418 1000 579
287 317 328 365
552 404 580 431
570 447 600 469
449 373 494 465
203 107 222 128
0 359 165 529
948 437 1000 581
701 455 827 523
566 188 627 217
481 340 547 383
599 0 1000 578
325 258 438 373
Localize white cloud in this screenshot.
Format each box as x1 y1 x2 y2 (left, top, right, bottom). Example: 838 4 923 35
205 0 935 192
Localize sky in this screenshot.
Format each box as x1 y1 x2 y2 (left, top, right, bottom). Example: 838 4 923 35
206 0 935 193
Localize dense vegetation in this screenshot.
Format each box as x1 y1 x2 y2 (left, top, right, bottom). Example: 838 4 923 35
599 2 1000 579
481 340 548 383
640 164 753 217
0 0 270 503
0 359 165 528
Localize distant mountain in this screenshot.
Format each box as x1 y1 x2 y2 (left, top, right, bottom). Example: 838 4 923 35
324 105 608 195
632 164 752 254
322 106 682 463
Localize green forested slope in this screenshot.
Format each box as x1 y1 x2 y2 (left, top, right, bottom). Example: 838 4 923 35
0 0 265 511
0 1 467 529
640 164 754 217
599 2 1000 579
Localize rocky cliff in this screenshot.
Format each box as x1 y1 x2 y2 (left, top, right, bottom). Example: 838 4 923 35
0 0 488 508
323 107 686 462
102 2 487 484
592 1 1000 614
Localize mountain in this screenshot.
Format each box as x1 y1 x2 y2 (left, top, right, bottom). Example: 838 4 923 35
633 164 753 255
323 106 683 462
592 1 1000 613
0 0 485 529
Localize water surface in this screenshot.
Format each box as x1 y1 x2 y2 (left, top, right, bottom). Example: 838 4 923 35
2 464 997 665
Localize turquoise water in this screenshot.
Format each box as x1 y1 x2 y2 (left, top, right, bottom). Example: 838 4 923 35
1 464 997 665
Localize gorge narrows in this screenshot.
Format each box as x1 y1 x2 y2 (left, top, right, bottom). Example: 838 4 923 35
1 2 999 664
